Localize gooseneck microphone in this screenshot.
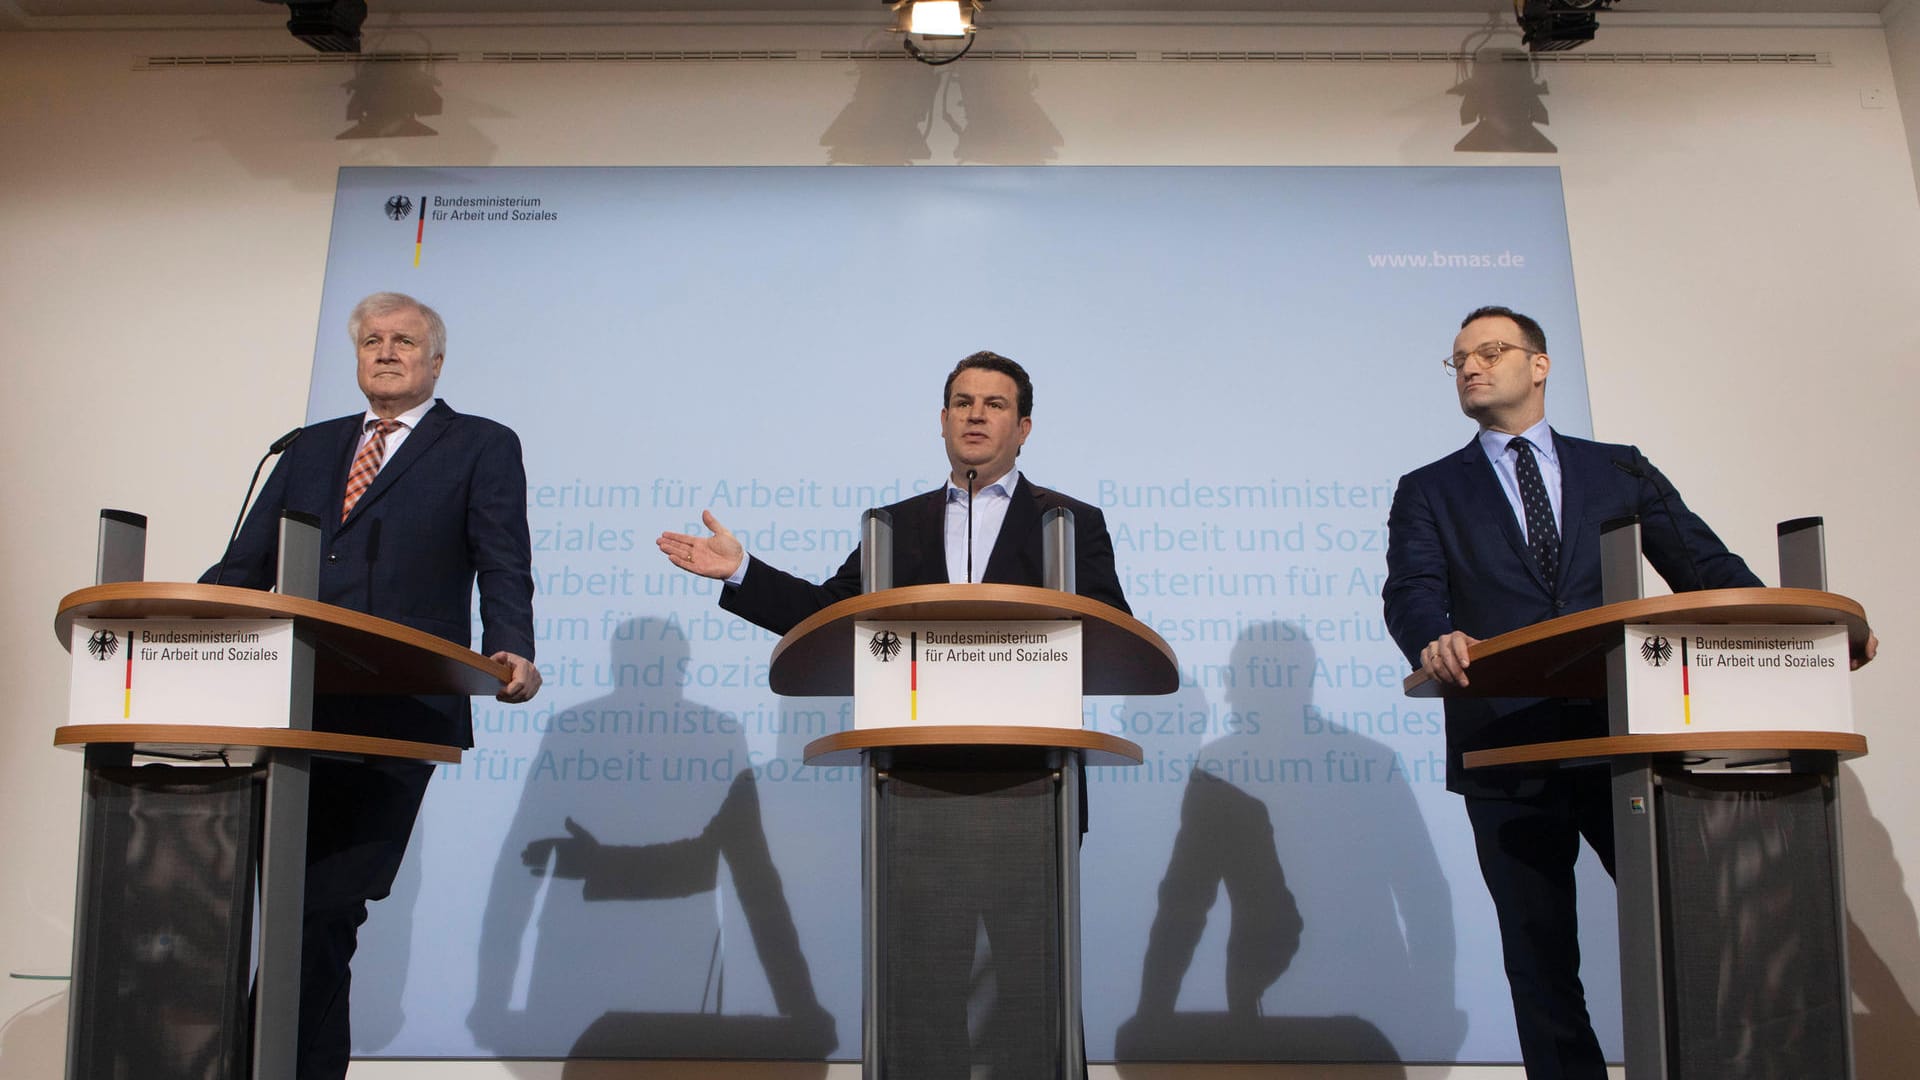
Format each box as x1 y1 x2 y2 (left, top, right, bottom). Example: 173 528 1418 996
1612 450 1705 591
213 427 304 587
964 468 978 584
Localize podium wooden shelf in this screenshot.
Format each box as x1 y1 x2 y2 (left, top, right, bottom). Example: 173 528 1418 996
1463 730 1867 771
53 724 462 764
1401 587 1868 700
769 582 1178 697
56 581 509 698
806 725 1143 768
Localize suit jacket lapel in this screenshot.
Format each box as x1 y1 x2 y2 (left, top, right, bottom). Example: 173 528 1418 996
1550 429 1590 586
983 475 1040 584
905 485 950 585
1456 437 1550 593
341 400 452 530
326 415 364 533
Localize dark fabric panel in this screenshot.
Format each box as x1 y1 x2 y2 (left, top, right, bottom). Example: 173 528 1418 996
878 768 1063 1080
1658 772 1847 1078
71 765 260 1080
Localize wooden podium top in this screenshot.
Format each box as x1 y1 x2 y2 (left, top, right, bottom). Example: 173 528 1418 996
53 724 462 764
1463 730 1867 771
1402 587 1870 700
768 583 1179 697
804 725 1144 767
56 582 509 696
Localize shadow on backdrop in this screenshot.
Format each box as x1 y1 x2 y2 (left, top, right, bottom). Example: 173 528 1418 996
468 623 833 1060
1450 25 1556 155
337 49 444 140
1116 622 1463 1067
947 60 1064 165
820 55 1062 164
1840 768 1920 1080
193 28 502 191
820 55 940 164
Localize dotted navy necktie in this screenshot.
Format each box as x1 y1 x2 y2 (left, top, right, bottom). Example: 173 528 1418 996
1510 435 1560 591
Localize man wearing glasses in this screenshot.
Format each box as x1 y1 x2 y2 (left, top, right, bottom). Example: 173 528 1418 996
1380 305 1763 1079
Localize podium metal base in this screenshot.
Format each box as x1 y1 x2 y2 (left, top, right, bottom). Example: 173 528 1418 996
68 763 260 1080
864 747 1084 1080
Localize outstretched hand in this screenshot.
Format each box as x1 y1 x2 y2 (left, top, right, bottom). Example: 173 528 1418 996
521 816 599 880
657 509 745 581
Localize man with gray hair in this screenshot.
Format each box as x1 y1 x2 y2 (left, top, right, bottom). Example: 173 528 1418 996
206 291 540 1079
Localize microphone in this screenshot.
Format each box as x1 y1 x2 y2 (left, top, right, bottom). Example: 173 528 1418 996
1612 451 1705 592
213 427 304 587
964 469 978 584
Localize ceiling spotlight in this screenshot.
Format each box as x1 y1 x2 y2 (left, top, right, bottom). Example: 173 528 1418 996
1514 0 1615 53
257 0 368 53
889 0 988 66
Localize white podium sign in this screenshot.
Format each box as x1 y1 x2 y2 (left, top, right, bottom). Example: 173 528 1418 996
1623 623 1852 734
68 618 294 728
852 620 1082 730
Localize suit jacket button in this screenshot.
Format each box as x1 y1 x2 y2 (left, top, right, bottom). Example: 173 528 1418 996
326 553 338 562
1553 600 1565 610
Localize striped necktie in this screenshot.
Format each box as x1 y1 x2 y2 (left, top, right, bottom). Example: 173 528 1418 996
341 419 403 521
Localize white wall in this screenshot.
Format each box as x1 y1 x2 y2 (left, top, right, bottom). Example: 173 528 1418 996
1886 0 1920 201
3 11 1916 1078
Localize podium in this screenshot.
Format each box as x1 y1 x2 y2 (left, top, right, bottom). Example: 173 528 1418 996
1404 517 1873 1078
788 583 1176 1079
52 510 506 1080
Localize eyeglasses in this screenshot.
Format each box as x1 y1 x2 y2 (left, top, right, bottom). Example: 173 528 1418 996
1444 341 1533 375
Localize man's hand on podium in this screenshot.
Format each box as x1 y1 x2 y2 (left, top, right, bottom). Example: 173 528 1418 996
1855 631 1879 671
1420 630 1481 688
657 509 746 581
493 650 542 703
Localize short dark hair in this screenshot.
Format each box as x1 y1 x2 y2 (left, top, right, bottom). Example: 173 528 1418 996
943 350 1033 418
1460 305 1547 354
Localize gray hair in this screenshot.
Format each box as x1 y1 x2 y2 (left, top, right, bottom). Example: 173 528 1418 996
348 292 447 359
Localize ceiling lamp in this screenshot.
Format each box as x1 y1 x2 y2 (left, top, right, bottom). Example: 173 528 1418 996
1514 0 1616 52
256 0 368 53
889 0 988 66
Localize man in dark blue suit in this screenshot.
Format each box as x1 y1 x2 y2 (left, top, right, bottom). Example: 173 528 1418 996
1381 305 1760 1079
656 350 1127 629
658 351 1123 1079
205 291 540 1080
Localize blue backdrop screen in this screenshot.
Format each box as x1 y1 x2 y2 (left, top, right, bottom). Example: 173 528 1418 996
311 165 1616 1063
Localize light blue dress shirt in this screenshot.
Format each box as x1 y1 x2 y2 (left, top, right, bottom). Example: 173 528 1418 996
1476 418 1563 543
943 468 1019 584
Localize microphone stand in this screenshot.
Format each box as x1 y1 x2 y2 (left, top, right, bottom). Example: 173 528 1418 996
213 427 304 587
964 468 977 583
